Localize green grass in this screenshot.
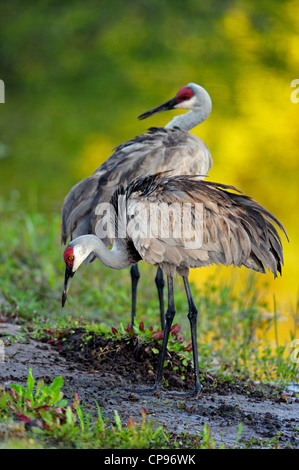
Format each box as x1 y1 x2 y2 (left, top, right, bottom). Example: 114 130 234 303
0 199 298 448
0 368 168 449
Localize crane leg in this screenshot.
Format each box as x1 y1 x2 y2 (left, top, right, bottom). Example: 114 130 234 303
130 264 140 327
134 275 175 395
155 267 165 330
153 275 175 391
182 276 201 397
133 275 201 397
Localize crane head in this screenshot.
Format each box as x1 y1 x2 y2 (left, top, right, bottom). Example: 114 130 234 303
137 84 198 121
62 246 76 307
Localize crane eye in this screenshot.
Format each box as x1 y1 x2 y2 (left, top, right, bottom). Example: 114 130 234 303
68 255 74 261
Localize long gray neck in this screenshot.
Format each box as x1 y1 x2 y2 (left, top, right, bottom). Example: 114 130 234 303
74 235 132 270
165 111 205 131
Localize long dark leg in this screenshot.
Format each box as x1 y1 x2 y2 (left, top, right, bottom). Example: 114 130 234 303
155 267 165 330
183 276 201 397
134 275 176 394
130 264 140 327
153 275 175 390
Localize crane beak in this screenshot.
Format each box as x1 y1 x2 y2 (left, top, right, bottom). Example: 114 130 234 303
138 97 177 120
61 265 75 307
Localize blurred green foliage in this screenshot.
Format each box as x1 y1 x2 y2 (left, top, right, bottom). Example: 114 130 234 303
0 0 298 307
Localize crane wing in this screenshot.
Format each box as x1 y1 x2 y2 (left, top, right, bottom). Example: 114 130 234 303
123 174 287 278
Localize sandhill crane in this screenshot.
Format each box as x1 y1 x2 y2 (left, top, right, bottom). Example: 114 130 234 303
61 83 212 329
61 172 287 397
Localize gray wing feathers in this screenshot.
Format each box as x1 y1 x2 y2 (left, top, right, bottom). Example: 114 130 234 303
125 174 287 278
61 175 99 243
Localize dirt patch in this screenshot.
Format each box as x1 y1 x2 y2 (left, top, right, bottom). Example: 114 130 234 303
0 322 299 448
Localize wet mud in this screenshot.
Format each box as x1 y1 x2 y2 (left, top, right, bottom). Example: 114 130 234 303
0 322 298 448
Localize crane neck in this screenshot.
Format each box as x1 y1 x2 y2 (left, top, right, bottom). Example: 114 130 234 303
73 235 132 271
165 108 211 132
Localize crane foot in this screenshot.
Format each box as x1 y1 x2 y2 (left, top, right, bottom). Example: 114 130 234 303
167 384 202 399
132 382 162 396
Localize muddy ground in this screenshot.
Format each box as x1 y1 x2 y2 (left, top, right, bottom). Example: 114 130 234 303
0 320 299 448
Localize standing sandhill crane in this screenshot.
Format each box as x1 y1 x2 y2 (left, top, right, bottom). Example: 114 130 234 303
61 83 213 329
61 173 287 397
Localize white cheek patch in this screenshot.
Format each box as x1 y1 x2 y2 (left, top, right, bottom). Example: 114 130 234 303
175 96 196 110
72 245 85 272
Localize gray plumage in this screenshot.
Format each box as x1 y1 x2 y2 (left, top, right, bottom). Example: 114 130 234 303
111 173 287 279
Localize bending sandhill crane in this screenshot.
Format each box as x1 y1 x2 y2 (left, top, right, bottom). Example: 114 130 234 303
61 83 212 329
61 173 287 397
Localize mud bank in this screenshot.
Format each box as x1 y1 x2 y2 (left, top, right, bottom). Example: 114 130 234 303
0 322 298 448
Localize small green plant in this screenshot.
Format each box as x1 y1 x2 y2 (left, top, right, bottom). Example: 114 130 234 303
0 369 168 449
199 424 223 449
0 369 68 429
